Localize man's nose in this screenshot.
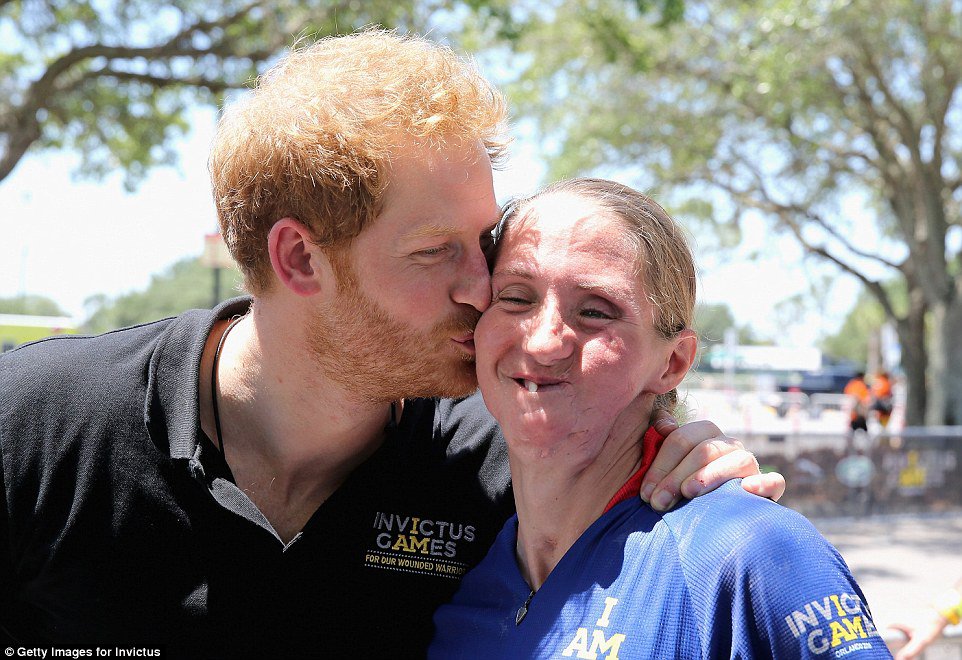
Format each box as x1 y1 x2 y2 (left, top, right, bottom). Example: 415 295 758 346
451 246 492 312
523 302 574 364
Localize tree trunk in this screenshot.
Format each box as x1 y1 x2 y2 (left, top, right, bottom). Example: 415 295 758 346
897 296 927 426
927 297 962 425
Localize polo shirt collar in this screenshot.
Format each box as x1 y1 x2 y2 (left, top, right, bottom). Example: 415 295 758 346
145 296 253 461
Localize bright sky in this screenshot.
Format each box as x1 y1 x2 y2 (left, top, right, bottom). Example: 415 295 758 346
0 105 866 346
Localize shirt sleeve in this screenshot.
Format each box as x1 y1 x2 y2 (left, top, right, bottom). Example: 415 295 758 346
0 430 17 645
669 485 893 659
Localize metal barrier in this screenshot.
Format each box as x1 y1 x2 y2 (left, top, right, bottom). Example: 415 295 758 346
749 427 962 518
809 393 850 416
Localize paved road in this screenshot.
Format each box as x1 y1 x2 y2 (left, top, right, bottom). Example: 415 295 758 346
813 511 962 654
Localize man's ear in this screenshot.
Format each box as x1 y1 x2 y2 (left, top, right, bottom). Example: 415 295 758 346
267 218 335 297
653 330 698 394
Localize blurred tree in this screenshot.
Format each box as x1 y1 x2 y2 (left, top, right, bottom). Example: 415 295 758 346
0 0 427 189
82 256 243 333
496 0 961 425
0 294 67 316
821 291 886 367
694 302 759 346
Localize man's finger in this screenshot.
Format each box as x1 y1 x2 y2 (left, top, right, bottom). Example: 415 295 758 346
646 434 746 511
639 420 726 503
649 409 680 438
674 447 758 499
740 472 786 502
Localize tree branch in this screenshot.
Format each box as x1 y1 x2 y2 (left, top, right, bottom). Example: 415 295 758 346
0 120 40 183
947 174 962 194
1 1 284 185
851 35 920 157
825 64 940 274
18 1 270 121
839 65 904 165
852 31 951 291
96 69 242 93
708 173 901 314
729 150 904 272
800 239 900 322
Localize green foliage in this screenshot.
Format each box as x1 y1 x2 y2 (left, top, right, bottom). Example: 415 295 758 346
0 294 68 316
0 0 427 187
0 323 76 349
82 256 244 333
494 0 960 262
694 302 759 345
820 293 882 367
821 281 908 365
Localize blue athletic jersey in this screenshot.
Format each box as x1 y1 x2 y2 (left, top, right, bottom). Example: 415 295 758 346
430 480 891 659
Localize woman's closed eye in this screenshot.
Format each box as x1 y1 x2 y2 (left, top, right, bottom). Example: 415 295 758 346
580 308 615 321
491 285 535 307
494 293 532 306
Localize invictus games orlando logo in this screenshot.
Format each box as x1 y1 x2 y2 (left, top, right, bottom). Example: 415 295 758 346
364 511 477 579
784 592 883 656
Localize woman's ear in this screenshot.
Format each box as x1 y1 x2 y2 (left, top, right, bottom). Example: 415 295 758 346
267 218 336 297
654 330 698 393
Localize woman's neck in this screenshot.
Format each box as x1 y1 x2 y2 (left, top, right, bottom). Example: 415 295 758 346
510 408 654 591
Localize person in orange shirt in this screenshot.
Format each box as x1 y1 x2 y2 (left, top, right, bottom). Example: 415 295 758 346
870 371 894 427
844 372 871 433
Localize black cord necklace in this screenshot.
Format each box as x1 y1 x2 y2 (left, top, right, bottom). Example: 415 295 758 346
210 316 244 455
209 315 399 456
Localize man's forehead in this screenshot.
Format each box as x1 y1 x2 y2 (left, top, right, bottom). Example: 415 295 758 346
370 137 499 239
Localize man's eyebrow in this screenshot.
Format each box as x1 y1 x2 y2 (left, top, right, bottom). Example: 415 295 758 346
401 220 502 241
400 223 462 240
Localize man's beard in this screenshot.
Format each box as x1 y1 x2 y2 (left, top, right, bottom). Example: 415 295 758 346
308 282 481 402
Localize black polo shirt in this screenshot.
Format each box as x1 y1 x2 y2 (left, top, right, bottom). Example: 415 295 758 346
0 298 513 657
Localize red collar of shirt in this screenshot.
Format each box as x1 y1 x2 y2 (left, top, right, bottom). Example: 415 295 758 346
603 426 666 514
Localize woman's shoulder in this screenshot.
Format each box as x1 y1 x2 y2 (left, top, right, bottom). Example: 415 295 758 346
657 479 835 566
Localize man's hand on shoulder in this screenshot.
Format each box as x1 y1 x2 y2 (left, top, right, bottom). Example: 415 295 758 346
641 411 786 512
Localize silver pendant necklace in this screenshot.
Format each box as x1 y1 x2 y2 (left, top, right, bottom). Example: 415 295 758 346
516 589 535 625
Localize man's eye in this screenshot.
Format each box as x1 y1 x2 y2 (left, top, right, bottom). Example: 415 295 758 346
415 246 448 257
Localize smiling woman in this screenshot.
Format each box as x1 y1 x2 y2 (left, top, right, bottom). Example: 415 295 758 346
476 179 696 462
429 178 891 660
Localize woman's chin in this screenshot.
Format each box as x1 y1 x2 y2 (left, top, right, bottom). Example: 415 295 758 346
504 422 586 457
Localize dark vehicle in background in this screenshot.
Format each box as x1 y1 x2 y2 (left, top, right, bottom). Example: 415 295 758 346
777 364 861 397
772 363 862 418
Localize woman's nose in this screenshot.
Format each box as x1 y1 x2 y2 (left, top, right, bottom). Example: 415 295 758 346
523 304 574 364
